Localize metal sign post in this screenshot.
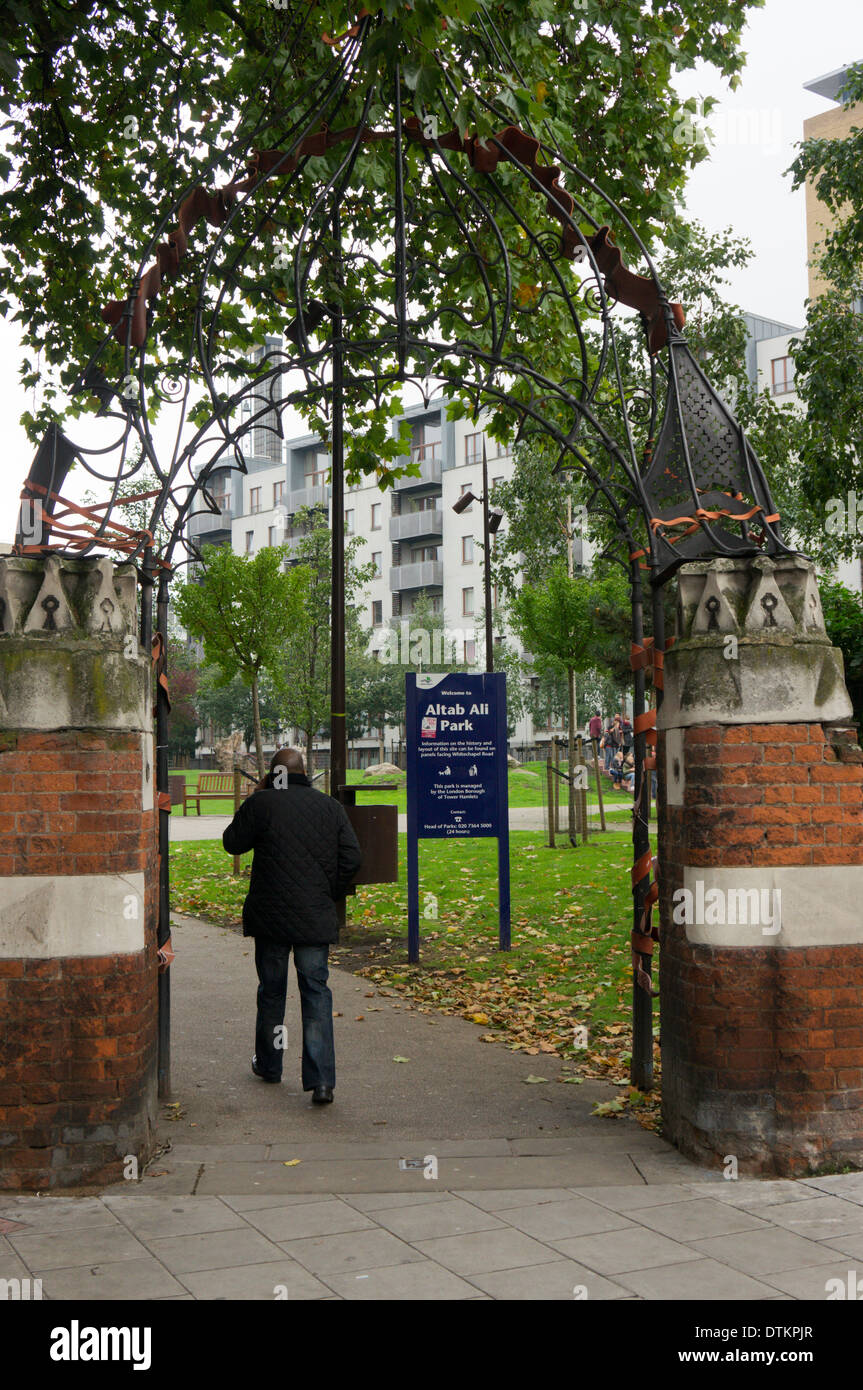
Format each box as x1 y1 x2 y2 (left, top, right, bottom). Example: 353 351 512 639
406 671 510 962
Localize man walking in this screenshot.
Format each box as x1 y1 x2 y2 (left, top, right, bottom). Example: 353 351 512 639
222 747 362 1104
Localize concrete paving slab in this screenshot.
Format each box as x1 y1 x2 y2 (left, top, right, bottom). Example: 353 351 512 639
146 1227 287 1275
500 1197 634 1243
411 1228 562 1276
369 1198 506 1240
177 1259 333 1301
613 1257 780 1301
0 1196 120 1233
220 1193 343 1213
630 1156 726 1185
570 1184 699 1213
451 1188 575 1211
685 1179 820 1210
757 1261 862 1300
266 1139 515 1160
753 1195 863 1242
340 1192 457 1213
463 1259 632 1300
322 1260 481 1300
0 1235 32 1281
191 1160 444 1195
278 1228 427 1276
34 1257 187 1301
186 1153 648 1195
241 1200 375 1241
813 1230 863 1260
8 1224 149 1270
103 1195 246 1239
689 1227 844 1275
551 1227 704 1275
799 1173 863 1204
151 1144 270 1163
101 1167 201 1198
633 1199 770 1242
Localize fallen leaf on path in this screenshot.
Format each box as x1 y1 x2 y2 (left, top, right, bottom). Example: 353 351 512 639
523 1074 548 1084
282 1159 301 1167
592 1099 625 1116
392 1056 410 1063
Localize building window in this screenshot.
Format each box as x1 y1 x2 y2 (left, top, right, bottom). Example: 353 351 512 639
273 481 284 506
213 493 230 514
412 545 439 563
250 487 261 513
462 587 474 616
410 419 441 464
413 495 438 512
465 431 483 464
464 638 476 664
305 465 328 487
462 535 474 563
345 509 355 533
371 503 381 529
492 476 504 490
268 526 278 547
430 594 442 614
459 483 473 513
245 531 254 553
372 551 382 577
372 599 383 625
771 356 795 396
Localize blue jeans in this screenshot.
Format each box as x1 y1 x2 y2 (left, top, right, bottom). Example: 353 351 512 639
254 939 335 1090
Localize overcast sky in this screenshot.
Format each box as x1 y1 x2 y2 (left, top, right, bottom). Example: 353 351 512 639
1 0 862 542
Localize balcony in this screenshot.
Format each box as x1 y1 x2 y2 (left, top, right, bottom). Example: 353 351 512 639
389 559 443 592
188 507 233 536
389 508 443 542
394 442 442 491
287 484 330 513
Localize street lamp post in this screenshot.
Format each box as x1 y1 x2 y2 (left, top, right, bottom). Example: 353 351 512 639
452 436 502 673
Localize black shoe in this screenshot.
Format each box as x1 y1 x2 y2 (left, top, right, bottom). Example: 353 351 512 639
311 1085 334 1104
251 1055 281 1084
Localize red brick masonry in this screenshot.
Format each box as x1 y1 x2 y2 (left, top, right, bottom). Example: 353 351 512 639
0 730 158 1190
659 721 863 1177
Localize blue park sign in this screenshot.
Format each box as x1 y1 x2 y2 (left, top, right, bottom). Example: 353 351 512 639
405 672 511 961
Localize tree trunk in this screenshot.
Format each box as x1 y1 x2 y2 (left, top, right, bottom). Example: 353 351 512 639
305 727 315 780
567 664 576 841
379 726 385 763
251 674 265 780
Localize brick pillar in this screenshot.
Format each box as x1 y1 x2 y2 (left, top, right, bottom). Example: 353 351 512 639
658 555 863 1177
0 555 158 1189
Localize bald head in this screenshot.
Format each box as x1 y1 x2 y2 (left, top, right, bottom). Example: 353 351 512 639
270 746 306 776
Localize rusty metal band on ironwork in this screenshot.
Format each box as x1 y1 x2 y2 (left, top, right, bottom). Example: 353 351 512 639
101 120 684 354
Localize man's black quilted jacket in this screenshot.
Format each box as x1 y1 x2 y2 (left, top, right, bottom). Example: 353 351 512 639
222 773 363 944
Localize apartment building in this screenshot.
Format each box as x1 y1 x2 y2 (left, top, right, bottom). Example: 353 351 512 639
802 65 861 301
187 384 586 760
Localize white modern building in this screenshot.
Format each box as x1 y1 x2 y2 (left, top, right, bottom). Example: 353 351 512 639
187 371 588 763
742 312 862 597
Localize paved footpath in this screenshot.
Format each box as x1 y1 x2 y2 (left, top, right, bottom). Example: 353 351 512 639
2 914 862 1301
171 807 642 842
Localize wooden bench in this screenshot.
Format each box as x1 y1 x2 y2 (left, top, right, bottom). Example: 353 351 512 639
182 772 236 815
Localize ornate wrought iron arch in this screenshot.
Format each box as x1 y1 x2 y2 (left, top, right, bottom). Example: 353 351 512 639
13 3 794 1093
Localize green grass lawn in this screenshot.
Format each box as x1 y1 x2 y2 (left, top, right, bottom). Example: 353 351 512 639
172 760 644 821
170 828 660 1121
